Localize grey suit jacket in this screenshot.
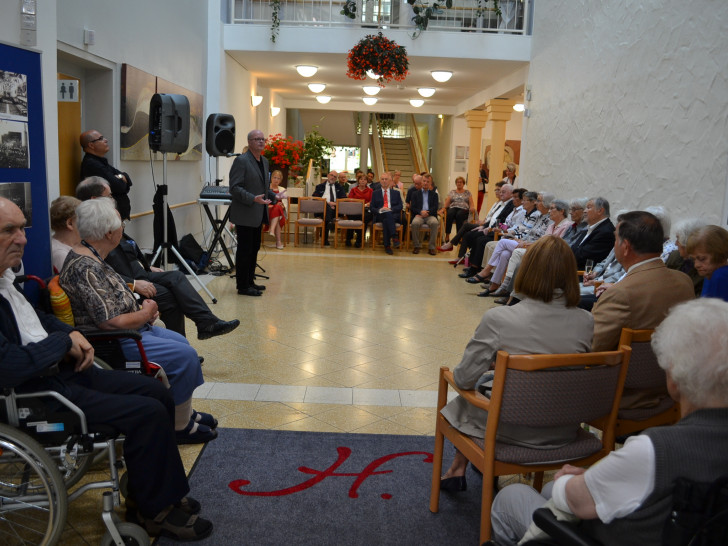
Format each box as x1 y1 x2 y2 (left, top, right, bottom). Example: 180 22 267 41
228 150 276 227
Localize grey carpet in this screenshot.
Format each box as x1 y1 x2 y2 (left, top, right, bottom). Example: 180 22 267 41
157 428 483 545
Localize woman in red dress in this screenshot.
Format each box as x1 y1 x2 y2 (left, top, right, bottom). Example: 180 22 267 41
267 170 288 249
346 174 373 247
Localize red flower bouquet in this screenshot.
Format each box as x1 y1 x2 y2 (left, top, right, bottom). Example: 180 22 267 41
263 134 304 173
346 33 409 87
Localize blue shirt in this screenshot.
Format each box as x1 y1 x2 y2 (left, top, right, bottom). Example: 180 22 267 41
701 264 728 302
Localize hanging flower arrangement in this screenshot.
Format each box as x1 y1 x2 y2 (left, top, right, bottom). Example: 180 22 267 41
346 33 409 87
263 134 304 173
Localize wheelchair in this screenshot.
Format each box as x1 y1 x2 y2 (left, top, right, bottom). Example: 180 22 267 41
0 374 150 546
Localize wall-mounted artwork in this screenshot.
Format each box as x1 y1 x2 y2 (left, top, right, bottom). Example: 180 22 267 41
483 139 522 179
120 64 156 160
0 119 29 169
0 71 28 120
156 78 203 161
454 160 467 172
0 181 32 226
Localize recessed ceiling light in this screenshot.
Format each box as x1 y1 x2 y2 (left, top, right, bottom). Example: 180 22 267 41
308 83 326 93
296 65 318 77
409 99 424 107
418 87 436 98
513 103 525 112
366 70 381 80
362 86 381 96
315 95 331 104
431 70 452 83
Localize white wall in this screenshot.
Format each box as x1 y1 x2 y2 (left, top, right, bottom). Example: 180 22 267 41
520 0 728 229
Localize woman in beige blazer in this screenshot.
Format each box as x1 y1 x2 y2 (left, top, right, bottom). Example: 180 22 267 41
439 236 594 492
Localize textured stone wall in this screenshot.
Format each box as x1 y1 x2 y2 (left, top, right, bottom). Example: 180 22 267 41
520 0 728 228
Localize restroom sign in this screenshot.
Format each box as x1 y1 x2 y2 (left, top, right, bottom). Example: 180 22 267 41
57 80 78 102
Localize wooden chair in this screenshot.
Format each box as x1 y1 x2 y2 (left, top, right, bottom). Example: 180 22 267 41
590 328 680 449
333 198 365 249
429 347 631 544
371 219 403 249
405 210 442 250
294 196 326 247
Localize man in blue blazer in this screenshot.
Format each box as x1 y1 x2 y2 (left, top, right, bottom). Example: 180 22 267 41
370 171 403 255
229 130 279 296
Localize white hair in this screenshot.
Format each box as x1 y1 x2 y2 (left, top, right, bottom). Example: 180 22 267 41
652 298 728 407
75 197 121 241
645 205 671 239
673 218 707 246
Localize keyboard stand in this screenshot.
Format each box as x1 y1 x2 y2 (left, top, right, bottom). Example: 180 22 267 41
199 198 235 270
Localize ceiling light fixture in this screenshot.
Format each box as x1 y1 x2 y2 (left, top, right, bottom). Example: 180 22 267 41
430 70 452 83
315 95 331 104
513 103 525 112
418 87 436 98
307 83 326 93
296 65 318 77
362 86 381 96
362 97 378 106
271 106 281 117
251 95 263 107
366 69 381 80
409 99 424 107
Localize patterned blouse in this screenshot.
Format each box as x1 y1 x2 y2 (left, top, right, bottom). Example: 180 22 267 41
446 189 472 210
59 250 139 331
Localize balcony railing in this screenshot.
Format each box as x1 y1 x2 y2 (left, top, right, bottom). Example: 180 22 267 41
230 0 531 35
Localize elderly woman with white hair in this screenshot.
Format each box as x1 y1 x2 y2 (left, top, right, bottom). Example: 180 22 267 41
59 198 217 445
665 218 707 296
490 297 728 545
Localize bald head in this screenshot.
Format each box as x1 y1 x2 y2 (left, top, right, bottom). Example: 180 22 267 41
0 197 28 275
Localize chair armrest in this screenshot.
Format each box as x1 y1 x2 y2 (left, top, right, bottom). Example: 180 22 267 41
442 369 491 411
526 508 602 546
81 328 142 341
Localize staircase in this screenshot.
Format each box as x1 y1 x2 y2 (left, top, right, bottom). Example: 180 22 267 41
381 137 418 180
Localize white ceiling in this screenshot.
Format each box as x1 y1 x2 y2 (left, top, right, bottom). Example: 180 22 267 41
226 50 527 114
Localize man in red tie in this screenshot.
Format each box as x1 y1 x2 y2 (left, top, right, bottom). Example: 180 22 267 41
370 172 403 255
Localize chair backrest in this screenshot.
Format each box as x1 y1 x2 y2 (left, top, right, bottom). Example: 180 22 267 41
336 198 364 217
618 328 665 390
489 349 631 433
298 196 326 215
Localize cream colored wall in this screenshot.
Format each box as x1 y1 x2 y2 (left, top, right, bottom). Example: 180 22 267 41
520 0 728 229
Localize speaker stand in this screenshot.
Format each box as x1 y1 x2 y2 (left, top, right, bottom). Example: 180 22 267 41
151 152 218 303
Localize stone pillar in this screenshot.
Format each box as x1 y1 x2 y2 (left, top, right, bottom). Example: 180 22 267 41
484 99 515 213
359 112 370 172
464 110 488 213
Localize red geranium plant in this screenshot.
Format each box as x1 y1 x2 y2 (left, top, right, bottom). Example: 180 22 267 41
346 32 409 87
263 133 304 174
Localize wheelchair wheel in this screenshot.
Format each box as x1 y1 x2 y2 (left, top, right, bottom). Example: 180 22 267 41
0 423 68 546
99 522 150 546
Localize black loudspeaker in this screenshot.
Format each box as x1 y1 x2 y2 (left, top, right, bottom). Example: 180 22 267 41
205 113 236 157
149 93 190 154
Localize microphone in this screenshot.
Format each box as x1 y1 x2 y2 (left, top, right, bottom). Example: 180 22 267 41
226 152 241 157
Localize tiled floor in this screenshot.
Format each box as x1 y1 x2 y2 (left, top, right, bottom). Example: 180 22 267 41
59 244 503 544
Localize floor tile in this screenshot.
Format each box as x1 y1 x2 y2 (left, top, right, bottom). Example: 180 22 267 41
352 388 402 406
205 382 261 400
303 386 353 405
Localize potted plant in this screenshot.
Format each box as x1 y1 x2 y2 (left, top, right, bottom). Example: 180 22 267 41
346 33 409 86
301 128 334 175
263 133 304 187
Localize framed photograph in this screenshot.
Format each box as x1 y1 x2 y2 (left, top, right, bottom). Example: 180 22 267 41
0 119 29 169
455 146 467 160
0 181 32 226
0 70 28 120
454 160 467 172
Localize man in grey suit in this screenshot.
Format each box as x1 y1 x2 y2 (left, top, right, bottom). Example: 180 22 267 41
229 130 278 296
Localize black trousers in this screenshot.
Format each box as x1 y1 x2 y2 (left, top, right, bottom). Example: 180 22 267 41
375 211 397 247
235 224 262 290
22 367 189 517
148 270 217 336
446 207 470 237
466 230 497 268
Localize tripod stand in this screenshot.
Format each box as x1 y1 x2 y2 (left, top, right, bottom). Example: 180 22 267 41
151 152 218 303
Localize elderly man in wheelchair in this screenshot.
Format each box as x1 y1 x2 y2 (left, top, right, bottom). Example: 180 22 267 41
0 197 213 542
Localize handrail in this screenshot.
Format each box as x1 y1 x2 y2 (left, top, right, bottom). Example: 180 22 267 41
370 116 385 179
409 114 427 173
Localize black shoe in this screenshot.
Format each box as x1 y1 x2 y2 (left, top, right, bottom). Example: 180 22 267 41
324 240 331 246
175 421 218 445
345 239 352 247
392 238 401 249
477 289 492 297
355 241 361 248
238 287 262 296
440 475 467 492
385 246 394 255
252 283 266 291
459 268 477 278
197 319 240 340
